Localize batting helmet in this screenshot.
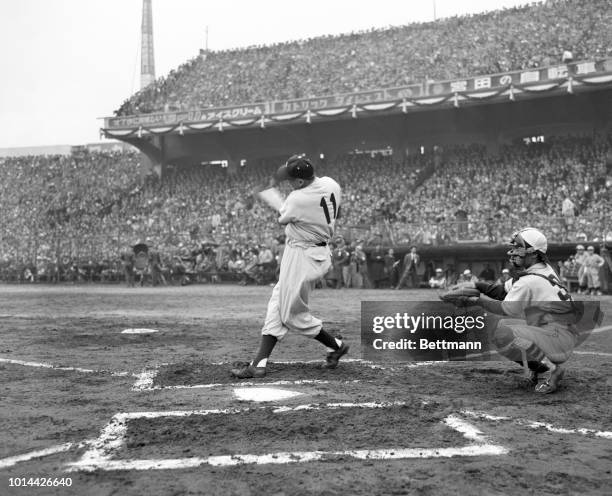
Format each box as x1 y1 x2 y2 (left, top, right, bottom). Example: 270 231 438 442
507 227 547 257
275 154 314 182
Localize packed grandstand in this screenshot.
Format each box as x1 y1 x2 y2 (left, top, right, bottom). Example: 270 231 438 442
1 0 611 285
115 0 612 116
2 134 611 284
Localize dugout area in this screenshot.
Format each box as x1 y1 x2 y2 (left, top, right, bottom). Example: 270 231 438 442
1 284 611 495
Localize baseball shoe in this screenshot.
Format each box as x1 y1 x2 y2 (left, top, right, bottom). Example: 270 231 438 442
525 362 549 386
230 364 266 379
535 365 565 394
324 342 350 369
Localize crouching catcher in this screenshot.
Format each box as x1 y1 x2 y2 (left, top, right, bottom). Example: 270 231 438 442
441 227 585 394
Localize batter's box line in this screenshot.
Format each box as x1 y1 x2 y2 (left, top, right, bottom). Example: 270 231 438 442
462 410 612 439
66 402 508 472
131 359 438 391
0 357 132 377
213 358 440 369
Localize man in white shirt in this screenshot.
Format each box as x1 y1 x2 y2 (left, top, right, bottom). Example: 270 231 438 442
574 244 589 293
231 155 349 378
429 268 446 289
459 269 478 284
583 246 605 295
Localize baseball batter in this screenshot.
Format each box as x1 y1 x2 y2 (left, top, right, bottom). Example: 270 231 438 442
470 228 580 393
231 155 349 378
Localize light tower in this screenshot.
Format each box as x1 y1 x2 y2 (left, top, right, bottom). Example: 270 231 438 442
140 0 155 89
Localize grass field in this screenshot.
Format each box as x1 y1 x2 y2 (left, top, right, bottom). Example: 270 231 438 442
1 284 611 496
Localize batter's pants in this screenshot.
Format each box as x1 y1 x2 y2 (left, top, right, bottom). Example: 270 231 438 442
261 243 331 340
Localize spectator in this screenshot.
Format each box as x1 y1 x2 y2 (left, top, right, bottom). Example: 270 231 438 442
395 246 420 290
560 255 580 291
368 243 387 288
478 264 495 282
459 269 478 284
428 268 447 289
384 248 399 288
574 244 589 293
583 245 605 295
495 268 512 286
353 244 369 289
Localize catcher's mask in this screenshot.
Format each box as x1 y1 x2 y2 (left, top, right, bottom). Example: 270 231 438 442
507 227 547 258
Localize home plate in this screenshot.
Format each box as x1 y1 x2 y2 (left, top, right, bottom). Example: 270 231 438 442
121 328 160 334
234 387 304 402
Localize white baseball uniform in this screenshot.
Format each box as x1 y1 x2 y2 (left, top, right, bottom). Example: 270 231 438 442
575 251 589 287
499 263 577 364
583 253 605 288
262 176 341 340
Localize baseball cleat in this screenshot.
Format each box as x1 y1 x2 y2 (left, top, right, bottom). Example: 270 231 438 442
526 361 550 386
324 342 349 369
230 364 266 379
535 366 565 394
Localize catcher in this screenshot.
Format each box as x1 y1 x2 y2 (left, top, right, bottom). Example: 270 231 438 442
441 227 581 394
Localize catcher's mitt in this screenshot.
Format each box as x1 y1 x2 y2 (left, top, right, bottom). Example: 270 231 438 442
439 285 481 307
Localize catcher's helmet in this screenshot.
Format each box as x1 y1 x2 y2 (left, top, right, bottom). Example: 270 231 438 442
275 155 314 181
508 227 547 257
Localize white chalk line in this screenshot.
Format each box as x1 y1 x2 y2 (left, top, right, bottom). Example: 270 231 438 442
0 444 75 469
462 410 612 440
573 351 612 357
591 324 612 334
66 404 507 472
121 328 159 334
132 360 438 391
69 444 508 471
0 357 130 377
212 358 438 368
0 440 94 469
269 358 439 369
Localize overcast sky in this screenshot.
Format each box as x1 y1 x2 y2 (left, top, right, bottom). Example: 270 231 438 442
0 0 536 148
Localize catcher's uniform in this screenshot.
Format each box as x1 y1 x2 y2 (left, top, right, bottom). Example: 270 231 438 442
262 176 341 340
498 263 577 364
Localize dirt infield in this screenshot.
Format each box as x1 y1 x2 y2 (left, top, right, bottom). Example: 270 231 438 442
1 284 611 495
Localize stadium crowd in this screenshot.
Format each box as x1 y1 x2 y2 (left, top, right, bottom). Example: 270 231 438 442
115 0 612 116
4 1 612 286
1 134 611 286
